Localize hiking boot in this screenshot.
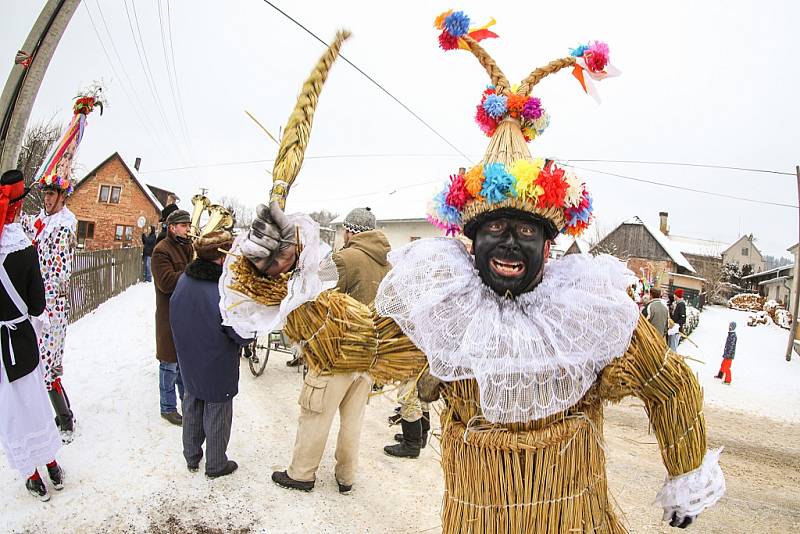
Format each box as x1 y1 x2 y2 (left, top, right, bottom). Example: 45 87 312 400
206 460 238 479
26 477 50 502
47 464 64 490
271 470 314 492
337 479 353 495
161 411 183 426
394 411 430 448
384 419 423 459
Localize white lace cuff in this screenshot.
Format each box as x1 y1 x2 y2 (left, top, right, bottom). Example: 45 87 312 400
219 214 338 338
655 448 725 521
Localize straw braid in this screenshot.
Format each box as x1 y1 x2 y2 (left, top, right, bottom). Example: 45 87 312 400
517 56 577 96
461 35 511 95
270 30 351 209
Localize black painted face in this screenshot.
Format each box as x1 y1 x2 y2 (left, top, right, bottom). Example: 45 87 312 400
473 214 547 297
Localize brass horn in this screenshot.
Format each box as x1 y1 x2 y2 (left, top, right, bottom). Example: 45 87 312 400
189 194 211 237
199 204 234 237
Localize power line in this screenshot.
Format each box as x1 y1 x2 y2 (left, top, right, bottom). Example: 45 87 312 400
156 0 193 158
120 0 186 161
83 1 168 158
559 158 794 176
560 163 798 209
138 153 463 173
164 0 193 158
258 0 473 163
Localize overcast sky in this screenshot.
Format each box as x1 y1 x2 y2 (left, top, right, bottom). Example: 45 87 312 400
2 1 797 257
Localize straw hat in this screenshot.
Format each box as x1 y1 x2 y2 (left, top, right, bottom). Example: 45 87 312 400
427 10 618 240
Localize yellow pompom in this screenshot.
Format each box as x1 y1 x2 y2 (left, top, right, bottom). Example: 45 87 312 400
434 10 454 30
510 159 545 202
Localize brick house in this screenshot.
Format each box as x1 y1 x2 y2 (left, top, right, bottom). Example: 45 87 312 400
69 152 166 250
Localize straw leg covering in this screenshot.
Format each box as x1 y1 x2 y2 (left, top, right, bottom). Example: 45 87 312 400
439 382 626 534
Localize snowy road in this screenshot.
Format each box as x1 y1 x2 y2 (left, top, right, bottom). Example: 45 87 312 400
1 283 798 533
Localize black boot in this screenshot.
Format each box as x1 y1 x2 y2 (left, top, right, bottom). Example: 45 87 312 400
48 387 74 434
384 418 423 458
394 411 431 448
715 372 723 379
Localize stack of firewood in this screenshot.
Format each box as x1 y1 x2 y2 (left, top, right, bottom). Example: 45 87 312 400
728 293 765 312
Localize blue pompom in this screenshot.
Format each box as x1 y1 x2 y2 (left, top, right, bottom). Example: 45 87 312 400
434 188 462 225
481 163 517 204
482 94 507 119
444 11 471 38
570 44 589 57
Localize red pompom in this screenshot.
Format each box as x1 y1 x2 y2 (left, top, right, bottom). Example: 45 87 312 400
445 173 472 210
438 30 459 51
535 165 569 209
475 105 498 136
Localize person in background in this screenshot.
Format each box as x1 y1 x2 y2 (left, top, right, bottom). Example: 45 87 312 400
0 169 64 501
141 225 156 282
715 322 737 385
670 288 687 351
643 287 669 340
21 174 77 442
170 230 252 478
151 210 192 426
156 194 179 244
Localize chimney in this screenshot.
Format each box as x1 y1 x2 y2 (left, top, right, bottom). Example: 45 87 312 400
659 212 669 235
134 157 142 171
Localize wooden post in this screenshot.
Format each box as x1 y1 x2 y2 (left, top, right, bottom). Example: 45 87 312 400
786 165 800 362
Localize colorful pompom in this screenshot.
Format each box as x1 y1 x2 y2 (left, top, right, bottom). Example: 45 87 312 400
443 11 471 38
563 171 584 208
509 159 545 202
464 165 485 198
584 41 610 72
532 112 550 135
482 94 507 119
506 94 526 118
481 163 516 204
438 30 459 51
434 10 454 30
475 105 498 136
445 173 472 210
535 164 568 209
570 44 589 57
521 97 543 120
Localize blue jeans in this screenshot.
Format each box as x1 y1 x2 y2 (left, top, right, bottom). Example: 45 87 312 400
143 255 152 282
159 361 185 414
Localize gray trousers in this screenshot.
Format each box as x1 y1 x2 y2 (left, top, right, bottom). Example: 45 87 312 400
182 391 233 474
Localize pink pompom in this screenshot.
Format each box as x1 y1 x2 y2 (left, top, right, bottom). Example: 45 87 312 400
584 41 609 72
438 30 459 51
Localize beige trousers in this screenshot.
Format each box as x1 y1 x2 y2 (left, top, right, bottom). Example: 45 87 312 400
396 379 429 423
286 370 372 486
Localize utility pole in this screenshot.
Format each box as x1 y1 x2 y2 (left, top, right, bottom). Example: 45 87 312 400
0 0 81 173
786 165 800 362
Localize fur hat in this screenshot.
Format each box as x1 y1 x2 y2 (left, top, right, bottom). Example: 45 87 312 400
193 230 233 261
343 207 376 234
166 209 191 225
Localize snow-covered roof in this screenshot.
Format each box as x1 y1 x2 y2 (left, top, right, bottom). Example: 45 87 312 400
623 216 696 273
666 272 707 282
669 234 730 258
741 263 794 280
557 234 590 253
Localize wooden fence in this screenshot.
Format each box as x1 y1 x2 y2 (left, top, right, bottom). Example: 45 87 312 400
69 246 144 323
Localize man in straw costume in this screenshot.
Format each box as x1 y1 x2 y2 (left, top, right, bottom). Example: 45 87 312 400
221 12 724 532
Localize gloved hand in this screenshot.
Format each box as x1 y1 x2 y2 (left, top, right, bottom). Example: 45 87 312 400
417 370 443 402
668 512 694 529
243 201 297 276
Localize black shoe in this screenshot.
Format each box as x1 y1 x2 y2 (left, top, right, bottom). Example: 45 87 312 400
47 464 64 490
161 411 183 426
187 463 199 473
394 413 430 448
26 478 50 502
384 419 423 459
271 470 314 492
714 372 723 379
206 460 238 479
337 479 353 494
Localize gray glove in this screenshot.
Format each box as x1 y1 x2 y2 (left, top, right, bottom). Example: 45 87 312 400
244 201 297 275
417 370 443 403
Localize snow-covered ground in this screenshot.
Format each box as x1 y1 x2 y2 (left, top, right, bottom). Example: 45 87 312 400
1 285 799 532
678 304 800 423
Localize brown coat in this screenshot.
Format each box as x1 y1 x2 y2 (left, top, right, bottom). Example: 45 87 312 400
152 234 192 362
332 230 391 305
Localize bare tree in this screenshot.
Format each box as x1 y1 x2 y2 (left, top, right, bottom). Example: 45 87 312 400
309 210 338 227
217 195 254 229
15 118 64 213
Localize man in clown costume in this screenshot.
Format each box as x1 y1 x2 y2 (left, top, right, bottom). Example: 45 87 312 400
22 175 77 441
223 13 725 533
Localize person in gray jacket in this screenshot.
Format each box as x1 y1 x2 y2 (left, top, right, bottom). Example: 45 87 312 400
643 287 669 339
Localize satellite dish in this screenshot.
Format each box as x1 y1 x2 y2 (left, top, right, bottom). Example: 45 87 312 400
137 216 146 229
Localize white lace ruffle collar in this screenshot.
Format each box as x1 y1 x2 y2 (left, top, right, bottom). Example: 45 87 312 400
374 238 640 423
33 206 77 243
1 223 33 255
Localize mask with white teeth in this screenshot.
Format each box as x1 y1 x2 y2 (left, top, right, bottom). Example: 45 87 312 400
472 211 552 298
